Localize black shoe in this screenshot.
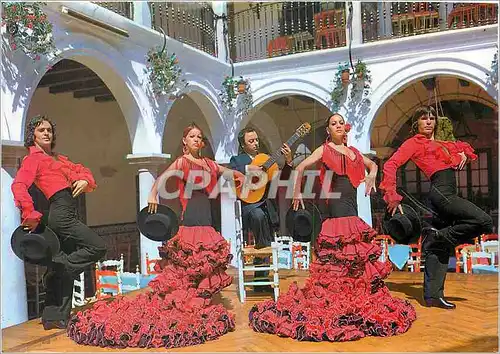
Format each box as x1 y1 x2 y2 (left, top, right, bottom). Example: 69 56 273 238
42 319 68 330
424 297 456 310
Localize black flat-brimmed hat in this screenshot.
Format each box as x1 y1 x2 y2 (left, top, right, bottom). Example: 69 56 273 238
286 201 322 243
383 204 422 244
11 224 60 265
137 205 179 242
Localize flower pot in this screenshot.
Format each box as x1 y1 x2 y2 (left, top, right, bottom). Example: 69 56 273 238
341 70 350 86
357 72 364 80
237 81 247 94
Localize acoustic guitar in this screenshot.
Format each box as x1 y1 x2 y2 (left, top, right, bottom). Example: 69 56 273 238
236 122 311 204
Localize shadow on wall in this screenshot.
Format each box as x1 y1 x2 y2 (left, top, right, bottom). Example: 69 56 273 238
1 37 31 121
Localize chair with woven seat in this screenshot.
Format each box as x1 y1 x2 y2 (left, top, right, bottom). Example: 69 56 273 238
235 200 280 303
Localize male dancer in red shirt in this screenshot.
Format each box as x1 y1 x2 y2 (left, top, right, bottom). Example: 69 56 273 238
12 115 107 329
380 106 493 309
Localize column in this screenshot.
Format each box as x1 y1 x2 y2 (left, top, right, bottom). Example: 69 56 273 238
133 1 152 28
127 153 171 275
212 1 228 62
346 1 363 46
382 2 393 38
1 141 28 328
216 152 238 267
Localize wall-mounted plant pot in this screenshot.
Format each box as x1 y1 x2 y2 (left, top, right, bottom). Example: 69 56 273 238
341 69 350 86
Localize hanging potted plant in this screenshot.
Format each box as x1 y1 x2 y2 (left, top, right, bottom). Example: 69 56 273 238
341 67 350 86
219 75 253 117
350 59 372 100
1 2 58 61
144 29 186 99
329 62 350 112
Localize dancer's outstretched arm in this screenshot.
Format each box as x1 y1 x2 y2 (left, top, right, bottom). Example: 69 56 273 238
361 155 378 196
292 145 324 211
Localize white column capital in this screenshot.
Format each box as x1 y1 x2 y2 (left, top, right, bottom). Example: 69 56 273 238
2 140 27 168
126 153 172 168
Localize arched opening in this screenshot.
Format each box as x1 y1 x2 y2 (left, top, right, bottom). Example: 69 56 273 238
24 59 137 319
369 75 498 233
160 93 219 229
241 94 332 235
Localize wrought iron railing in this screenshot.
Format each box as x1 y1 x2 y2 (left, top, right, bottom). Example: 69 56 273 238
228 2 347 62
94 1 134 20
362 2 498 43
149 2 216 57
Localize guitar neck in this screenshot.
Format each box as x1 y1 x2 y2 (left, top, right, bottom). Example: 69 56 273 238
262 132 301 170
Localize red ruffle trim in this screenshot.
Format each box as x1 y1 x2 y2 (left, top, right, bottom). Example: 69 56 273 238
68 226 235 349
316 216 378 247
249 216 416 342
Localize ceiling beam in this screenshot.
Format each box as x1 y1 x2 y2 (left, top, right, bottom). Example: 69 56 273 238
38 70 99 87
94 94 116 103
73 87 111 99
49 78 105 94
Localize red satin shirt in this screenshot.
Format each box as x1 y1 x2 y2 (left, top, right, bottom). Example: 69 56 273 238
11 146 97 222
380 134 477 205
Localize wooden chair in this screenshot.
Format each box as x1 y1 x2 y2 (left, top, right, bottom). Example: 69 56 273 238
455 239 479 273
479 234 498 268
145 253 161 275
407 236 423 272
120 265 141 293
372 235 395 263
95 254 125 299
235 200 280 303
275 235 293 269
95 267 121 299
72 272 85 308
292 242 311 270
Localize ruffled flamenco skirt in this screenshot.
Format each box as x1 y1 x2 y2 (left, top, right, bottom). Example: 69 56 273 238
249 216 417 342
67 226 235 349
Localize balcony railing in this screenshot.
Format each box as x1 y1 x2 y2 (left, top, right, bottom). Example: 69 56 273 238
149 2 216 57
362 2 498 43
93 2 133 20
228 2 346 63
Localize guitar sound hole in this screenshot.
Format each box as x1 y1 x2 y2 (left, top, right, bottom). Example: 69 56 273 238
251 176 260 184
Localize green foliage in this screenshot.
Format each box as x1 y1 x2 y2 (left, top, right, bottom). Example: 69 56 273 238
1 2 57 60
144 46 185 98
329 59 372 111
219 76 253 117
435 116 456 142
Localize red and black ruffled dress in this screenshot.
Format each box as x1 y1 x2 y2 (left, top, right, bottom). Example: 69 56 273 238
67 157 235 349
249 144 416 342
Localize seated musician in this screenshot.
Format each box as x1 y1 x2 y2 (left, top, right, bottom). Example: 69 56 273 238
230 127 293 290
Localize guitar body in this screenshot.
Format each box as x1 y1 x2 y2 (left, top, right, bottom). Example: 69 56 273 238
236 153 279 204
234 122 311 205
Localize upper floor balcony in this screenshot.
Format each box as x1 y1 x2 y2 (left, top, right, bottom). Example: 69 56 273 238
227 1 498 62
89 2 497 63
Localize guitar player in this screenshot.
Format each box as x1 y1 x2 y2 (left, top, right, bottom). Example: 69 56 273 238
230 127 293 292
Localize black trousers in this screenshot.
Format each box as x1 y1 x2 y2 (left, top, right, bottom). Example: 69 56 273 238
43 188 107 321
423 169 493 299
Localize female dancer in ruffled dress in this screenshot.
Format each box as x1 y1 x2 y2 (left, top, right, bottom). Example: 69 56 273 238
67 123 244 349
249 113 416 342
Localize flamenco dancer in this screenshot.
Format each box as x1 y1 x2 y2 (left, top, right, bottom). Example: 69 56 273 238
380 106 493 309
12 115 107 330
67 123 245 349
249 113 416 342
